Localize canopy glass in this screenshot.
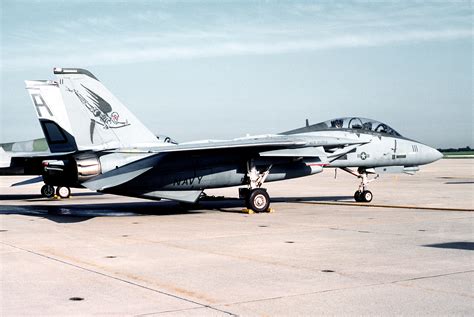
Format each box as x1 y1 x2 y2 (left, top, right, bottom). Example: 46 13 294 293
312 117 402 136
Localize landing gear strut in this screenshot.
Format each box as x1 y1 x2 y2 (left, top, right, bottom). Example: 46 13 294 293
239 161 272 212
341 167 378 203
40 184 71 199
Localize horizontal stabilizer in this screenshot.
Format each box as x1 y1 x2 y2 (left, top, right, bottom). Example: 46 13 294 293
7 150 74 158
11 176 44 187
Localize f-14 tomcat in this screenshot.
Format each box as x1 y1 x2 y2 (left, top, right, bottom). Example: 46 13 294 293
2 68 442 212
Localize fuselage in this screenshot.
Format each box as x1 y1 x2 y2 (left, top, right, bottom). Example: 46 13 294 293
105 117 442 197
39 117 442 201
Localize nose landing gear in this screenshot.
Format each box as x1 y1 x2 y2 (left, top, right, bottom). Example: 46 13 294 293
354 189 373 203
341 167 378 203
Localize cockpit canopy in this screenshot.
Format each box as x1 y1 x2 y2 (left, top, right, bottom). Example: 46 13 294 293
308 117 402 136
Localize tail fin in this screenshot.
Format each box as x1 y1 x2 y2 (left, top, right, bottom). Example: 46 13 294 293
29 68 161 151
25 80 78 153
54 68 160 150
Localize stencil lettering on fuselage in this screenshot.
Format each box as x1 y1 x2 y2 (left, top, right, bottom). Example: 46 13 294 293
173 176 204 186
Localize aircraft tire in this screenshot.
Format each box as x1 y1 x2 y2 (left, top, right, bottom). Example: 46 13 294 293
361 190 373 203
248 188 270 212
41 184 55 198
354 191 362 202
244 196 252 209
56 186 71 199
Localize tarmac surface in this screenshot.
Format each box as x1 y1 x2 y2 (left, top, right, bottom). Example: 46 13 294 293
0 159 473 316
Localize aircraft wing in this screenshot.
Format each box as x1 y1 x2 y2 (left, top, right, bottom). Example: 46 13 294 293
106 135 367 154
83 135 368 191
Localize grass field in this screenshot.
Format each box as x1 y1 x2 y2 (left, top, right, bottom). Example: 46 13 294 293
441 150 474 158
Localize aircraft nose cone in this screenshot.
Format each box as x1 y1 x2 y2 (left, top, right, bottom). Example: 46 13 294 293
427 146 443 163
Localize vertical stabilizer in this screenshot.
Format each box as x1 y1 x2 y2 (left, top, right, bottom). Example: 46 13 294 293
25 80 77 153
52 68 161 151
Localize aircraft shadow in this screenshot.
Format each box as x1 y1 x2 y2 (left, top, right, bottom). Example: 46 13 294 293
0 201 203 223
422 242 474 251
444 181 474 185
0 195 353 223
200 195 353 213
0 192 103 201
272 196 353 203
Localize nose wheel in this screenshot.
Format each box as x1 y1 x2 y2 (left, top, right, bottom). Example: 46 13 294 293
341 167 378 203
354 190 373 203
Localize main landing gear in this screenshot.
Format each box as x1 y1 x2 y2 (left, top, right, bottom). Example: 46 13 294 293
40 184 71 199
239 161 272 212
340 167 378 203
240 188 271 213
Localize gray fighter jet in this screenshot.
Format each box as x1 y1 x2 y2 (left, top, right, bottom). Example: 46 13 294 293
4 68 442 211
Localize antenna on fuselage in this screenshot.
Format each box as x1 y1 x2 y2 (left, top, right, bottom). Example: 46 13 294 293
305 119 309 127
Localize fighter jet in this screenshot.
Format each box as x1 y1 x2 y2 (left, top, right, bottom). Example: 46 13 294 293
3 68 442 211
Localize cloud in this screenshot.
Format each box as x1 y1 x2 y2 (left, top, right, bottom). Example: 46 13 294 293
3 28 472 70
1 1 472 70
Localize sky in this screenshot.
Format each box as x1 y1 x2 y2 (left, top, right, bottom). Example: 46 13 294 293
1 0 472 148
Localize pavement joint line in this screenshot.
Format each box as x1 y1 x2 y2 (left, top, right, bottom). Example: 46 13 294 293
391 269 474 283
219 282 384 307
219 270 474 308
393 279 474 299
296 201 474 212
0 241 236 317
134 306 210 317
155 239 370 276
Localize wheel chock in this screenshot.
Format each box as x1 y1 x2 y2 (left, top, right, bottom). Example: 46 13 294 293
53 195 61 200
241 208 274 214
